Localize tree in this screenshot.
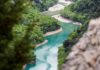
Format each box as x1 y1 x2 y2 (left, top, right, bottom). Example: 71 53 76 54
0 0 35 70
73 0 100 18
0 0 60 70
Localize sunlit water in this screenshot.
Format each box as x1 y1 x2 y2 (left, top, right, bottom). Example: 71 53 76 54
25 23 78 70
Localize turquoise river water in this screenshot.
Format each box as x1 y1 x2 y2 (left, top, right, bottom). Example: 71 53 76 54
25 23 78 70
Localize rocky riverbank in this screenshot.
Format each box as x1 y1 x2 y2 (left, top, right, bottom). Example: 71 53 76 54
62 18 100 70
44 27 62 36
36 27 62 47
52 14 81 25
36 40 48 47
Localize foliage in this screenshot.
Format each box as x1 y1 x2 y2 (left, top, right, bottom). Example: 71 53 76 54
0 0 60 70
33 0 58 11
58 47 69 70
62 0 100 19
58 0 97 69
74 0 100 18
0 0 36 70
21 5 60 44
58 20 89 70
61 5 88 23
63 19 89 50
39 15 60 33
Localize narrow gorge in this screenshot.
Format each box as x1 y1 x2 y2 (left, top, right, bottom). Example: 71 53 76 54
0 0 100 70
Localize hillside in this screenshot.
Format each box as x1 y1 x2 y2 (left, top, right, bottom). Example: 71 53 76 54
62 18 100 70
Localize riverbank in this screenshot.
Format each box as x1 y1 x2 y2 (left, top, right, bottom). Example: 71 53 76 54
52 14 82 25
44 27 63 36
35 27 62 47
31 23 78 70
36 40 48 47
35 14 81 47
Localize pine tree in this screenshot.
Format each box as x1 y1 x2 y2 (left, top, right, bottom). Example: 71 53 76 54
0 0 35 70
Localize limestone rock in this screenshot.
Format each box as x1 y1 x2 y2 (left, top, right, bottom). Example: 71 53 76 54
62 18 100 70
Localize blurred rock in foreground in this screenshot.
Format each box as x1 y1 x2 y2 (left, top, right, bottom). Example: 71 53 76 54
62 18 100 70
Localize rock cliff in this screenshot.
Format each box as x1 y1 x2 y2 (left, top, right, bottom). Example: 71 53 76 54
62 18 100 70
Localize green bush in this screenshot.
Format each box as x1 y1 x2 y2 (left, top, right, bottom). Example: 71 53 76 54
58 47 67 70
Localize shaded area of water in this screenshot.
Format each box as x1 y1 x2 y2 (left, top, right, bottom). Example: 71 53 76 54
25 23 78 70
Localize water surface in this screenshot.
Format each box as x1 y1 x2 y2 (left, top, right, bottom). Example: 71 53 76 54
25 23 78 70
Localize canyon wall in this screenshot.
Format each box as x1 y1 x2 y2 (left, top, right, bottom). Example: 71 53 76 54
62 18 100 70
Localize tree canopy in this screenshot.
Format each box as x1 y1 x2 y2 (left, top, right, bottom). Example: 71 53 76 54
0 0 60 70
62 0 100 19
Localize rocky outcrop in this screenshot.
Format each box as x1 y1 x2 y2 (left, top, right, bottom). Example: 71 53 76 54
62 18 100 70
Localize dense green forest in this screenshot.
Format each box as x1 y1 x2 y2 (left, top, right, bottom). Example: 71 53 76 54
62 0 100 22
22 6 60 44
0 0 59 70
33 0 58 11
58 0 100 69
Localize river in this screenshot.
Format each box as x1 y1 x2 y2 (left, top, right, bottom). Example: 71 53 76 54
25 23 78 70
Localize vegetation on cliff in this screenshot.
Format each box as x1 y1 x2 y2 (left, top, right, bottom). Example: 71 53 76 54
62 18 100 70
59 0 100 69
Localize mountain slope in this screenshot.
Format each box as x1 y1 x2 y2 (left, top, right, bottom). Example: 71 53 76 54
62 18 100 70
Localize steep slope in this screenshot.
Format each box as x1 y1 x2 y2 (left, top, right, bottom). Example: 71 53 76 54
62 18 100 70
